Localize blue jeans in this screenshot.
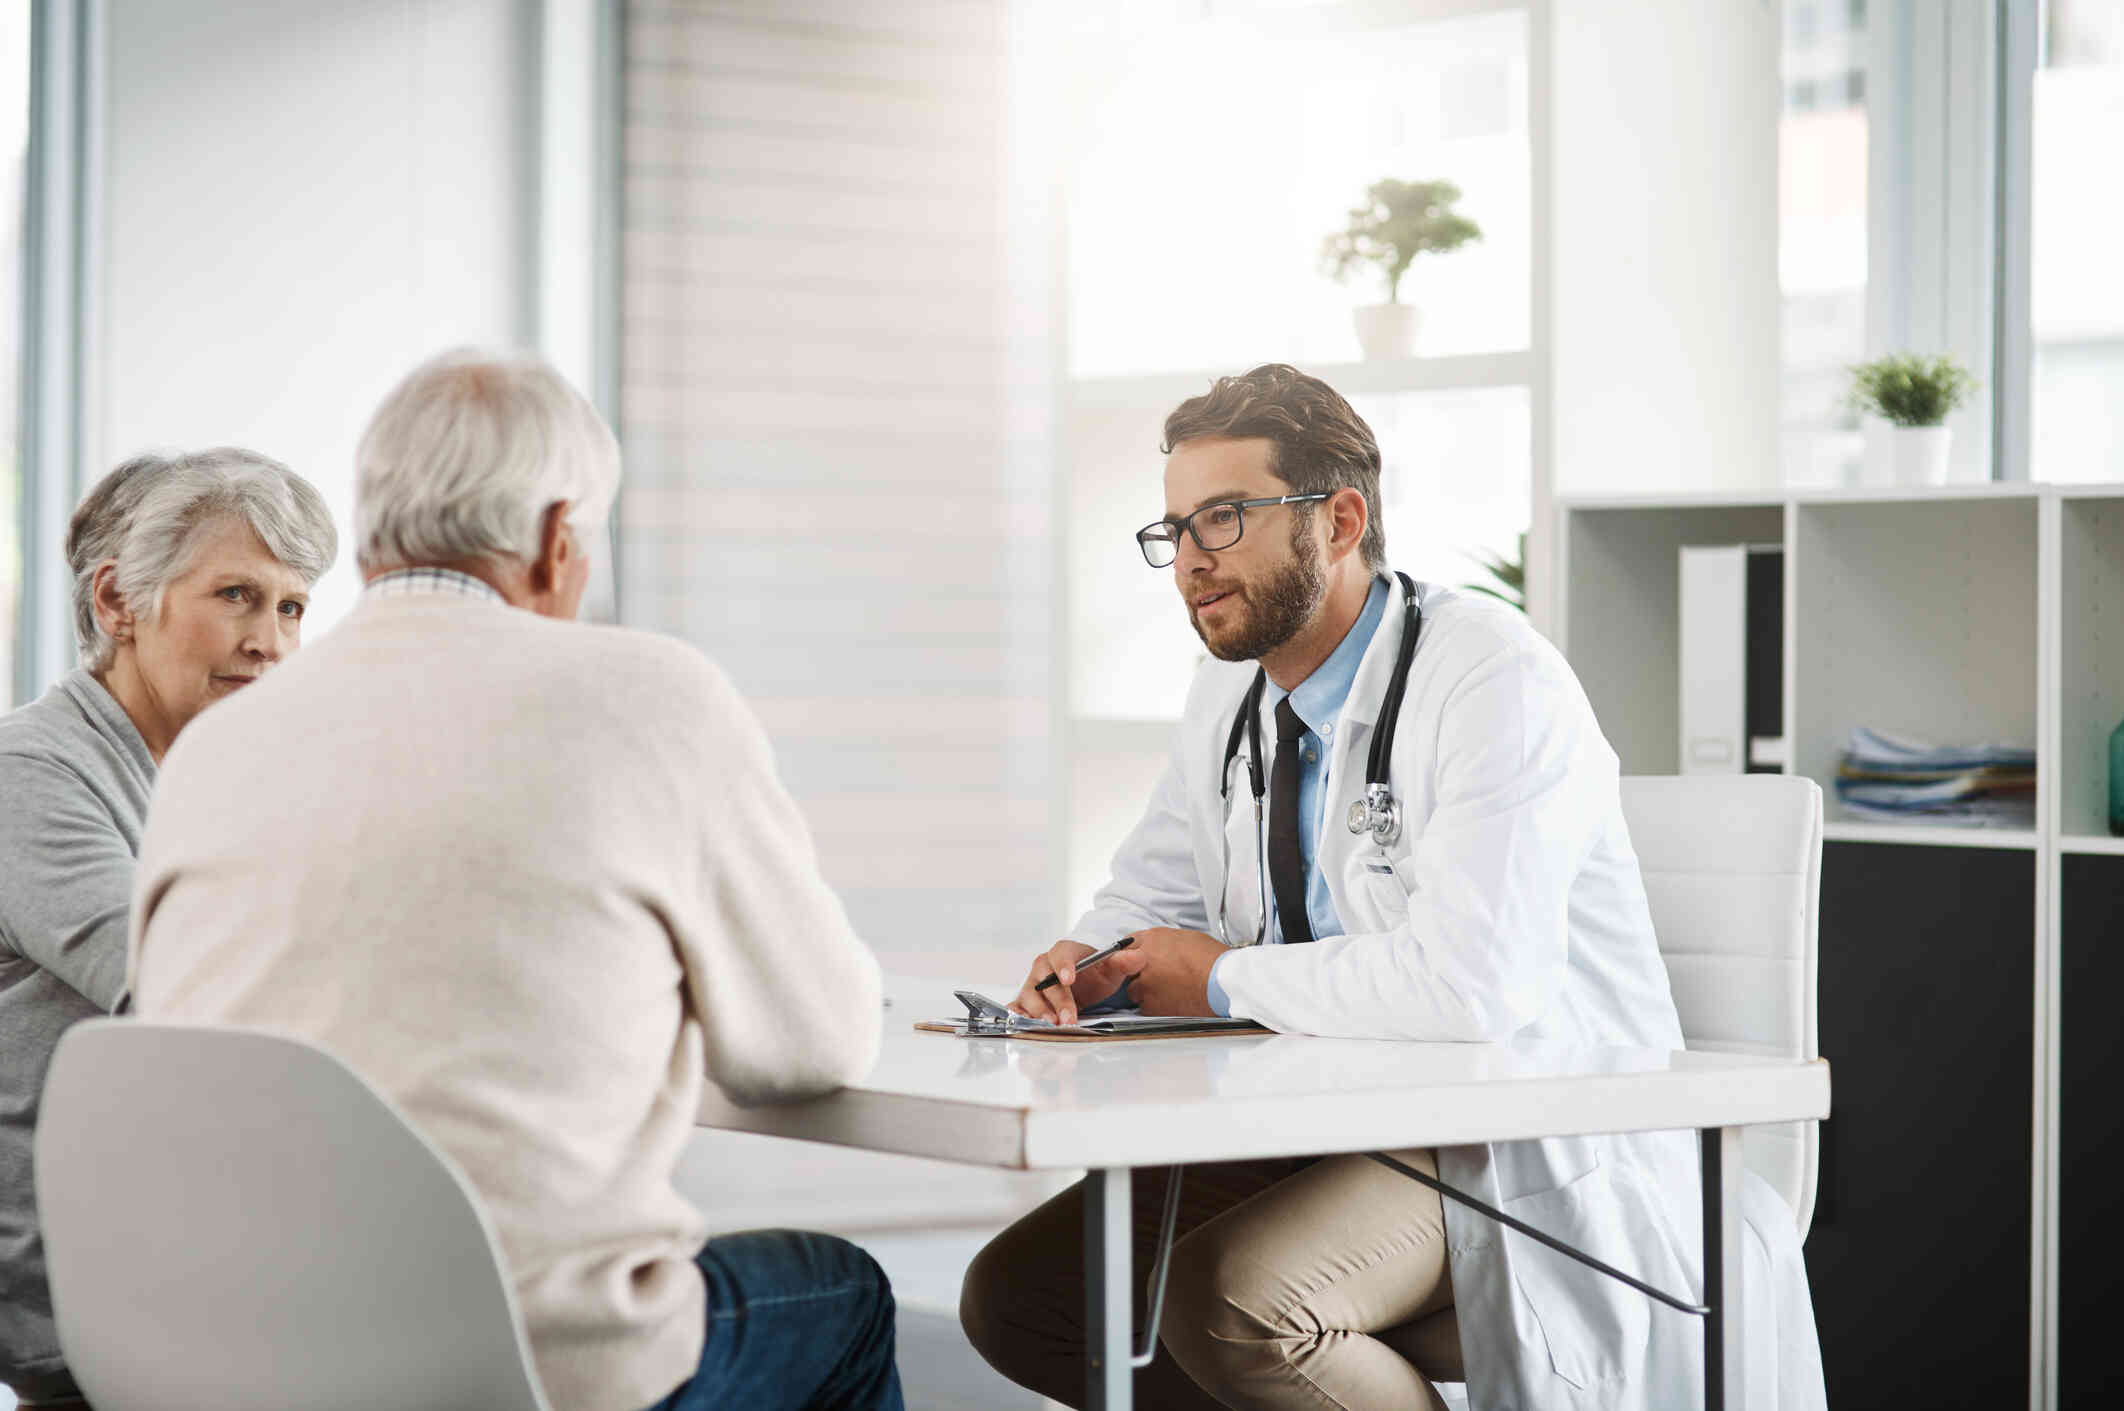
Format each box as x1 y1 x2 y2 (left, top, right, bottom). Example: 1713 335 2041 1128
642 1230 903 1411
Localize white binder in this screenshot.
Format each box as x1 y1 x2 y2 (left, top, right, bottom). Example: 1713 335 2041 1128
1679 545 1748 774
1679 543 1785 774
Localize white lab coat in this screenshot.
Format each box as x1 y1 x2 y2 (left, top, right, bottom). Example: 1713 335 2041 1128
1070 578 1827 1411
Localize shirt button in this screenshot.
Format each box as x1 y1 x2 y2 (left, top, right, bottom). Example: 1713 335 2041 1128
1322 723 1334 736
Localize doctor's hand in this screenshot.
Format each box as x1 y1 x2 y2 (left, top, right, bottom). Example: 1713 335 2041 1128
1010 940 1109 1026
1100 928 1224 1018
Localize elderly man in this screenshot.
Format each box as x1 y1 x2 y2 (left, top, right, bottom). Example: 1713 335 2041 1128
129 350 901 1411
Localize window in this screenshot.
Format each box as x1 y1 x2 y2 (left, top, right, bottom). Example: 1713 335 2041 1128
1358 386 1530 602
1778 0 1868 486
1064 5 1530 379
1779 0 2124 488
2029 0 2124 481
0 8 28 704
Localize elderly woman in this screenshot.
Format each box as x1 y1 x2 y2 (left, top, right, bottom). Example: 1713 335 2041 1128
0 448 336 1408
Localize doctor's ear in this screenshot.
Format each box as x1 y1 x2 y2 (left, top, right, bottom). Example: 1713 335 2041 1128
1323 487 1368 559
90 561 136 644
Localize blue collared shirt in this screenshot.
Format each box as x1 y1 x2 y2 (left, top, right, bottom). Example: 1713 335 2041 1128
1207 573 1392 1014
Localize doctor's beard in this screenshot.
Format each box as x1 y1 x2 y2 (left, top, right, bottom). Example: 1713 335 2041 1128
1187 516 1328 663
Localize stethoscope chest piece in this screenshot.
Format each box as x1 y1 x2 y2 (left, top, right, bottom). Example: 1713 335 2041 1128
1220 572 1423 934
1347 782 1402 847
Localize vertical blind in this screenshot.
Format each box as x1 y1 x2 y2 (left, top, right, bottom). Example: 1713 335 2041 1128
619 0 1056 965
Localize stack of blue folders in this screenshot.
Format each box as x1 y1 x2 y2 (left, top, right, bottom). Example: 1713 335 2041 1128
1835 727 2037 828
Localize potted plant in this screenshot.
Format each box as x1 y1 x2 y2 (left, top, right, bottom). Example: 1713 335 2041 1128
1464 531 1526 613
1848 353 1976 486
1320 178 1481 360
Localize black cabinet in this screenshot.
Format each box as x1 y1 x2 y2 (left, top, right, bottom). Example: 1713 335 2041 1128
2061 854 2124 1410
1806 842 2034 1410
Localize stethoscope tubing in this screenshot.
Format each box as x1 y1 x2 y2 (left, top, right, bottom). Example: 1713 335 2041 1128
1217 572 1424 946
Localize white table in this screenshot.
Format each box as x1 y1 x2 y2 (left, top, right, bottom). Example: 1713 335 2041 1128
696 978 1832 1411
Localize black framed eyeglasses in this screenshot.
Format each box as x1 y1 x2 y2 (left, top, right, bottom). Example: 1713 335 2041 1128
1135 494 1330 567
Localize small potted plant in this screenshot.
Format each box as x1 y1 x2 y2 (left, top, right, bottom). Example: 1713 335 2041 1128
1320 178 1481 360
1464 531 1526 613
1848 352 1976 485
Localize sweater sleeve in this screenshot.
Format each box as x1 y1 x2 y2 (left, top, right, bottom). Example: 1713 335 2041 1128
1212 645 1608 1040
0 752 134 1011
669 660 883 1108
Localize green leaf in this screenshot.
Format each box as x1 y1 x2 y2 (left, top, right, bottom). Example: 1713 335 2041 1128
1847 352 1977 427
1461 531 1528 613
1320 178 1484 303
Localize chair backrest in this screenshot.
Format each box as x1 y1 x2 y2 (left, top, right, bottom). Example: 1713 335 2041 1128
1619 775 1822 1240
35 1021 551 1411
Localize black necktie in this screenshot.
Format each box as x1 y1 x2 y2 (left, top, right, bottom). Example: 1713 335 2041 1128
1268 697 1316 945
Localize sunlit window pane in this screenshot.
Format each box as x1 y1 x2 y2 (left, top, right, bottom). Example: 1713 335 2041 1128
1064 8 1529 379
1358 385 1530 607
2031 0 2124 482
1778 0 1867 487
0 9 28 703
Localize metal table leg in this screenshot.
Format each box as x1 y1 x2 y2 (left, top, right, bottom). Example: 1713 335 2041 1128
1085 1166 1132 1411
1702 1126 1745 1411
1373 1134 1745 1411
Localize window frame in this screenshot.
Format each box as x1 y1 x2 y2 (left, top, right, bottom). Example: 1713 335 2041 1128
12 0 102 707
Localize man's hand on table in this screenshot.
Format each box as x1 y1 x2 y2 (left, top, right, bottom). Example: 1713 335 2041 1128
1009 928 1224 1025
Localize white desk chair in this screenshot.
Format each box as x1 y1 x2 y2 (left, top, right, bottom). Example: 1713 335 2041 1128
1620 774 1823 1239
1402 775 1826 1409
35 1020 552 1411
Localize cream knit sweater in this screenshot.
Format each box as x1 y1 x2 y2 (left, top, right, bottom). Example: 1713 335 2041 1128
129 592 883 1411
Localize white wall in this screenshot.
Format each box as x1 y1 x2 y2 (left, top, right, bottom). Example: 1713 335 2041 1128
1551 0 1781 496
99 0 532 632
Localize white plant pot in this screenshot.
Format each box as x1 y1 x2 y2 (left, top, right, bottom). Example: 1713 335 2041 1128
1352 303 1420 360
1863 422 1953 486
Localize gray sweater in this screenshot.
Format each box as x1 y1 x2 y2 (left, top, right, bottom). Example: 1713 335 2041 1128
0 669 152 1401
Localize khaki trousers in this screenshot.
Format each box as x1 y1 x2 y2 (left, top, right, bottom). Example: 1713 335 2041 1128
961 1148 1461 1411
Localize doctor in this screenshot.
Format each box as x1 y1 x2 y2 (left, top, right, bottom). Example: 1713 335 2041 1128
959 364 1824 1411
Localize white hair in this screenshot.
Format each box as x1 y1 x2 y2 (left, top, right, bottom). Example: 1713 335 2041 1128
354 347 620 574
67 448 339 671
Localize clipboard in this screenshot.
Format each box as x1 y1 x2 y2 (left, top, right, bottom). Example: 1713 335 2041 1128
916 990 1272 1043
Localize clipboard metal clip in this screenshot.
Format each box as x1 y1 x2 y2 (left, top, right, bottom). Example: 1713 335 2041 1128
953 989 1016 1035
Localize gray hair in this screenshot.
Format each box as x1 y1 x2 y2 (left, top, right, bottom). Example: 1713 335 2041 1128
67 448 340 671
354 347 620 574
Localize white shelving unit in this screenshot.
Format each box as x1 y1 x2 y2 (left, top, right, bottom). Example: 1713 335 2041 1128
1557 481 2124 1411
1556 484 2060 834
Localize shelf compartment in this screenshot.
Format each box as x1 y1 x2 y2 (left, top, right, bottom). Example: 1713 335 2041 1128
1791 497 2040 822
1561 503 1787 774
2058 494 2124 839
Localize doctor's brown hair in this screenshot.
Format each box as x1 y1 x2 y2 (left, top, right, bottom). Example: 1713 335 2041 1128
1161 363 1387 572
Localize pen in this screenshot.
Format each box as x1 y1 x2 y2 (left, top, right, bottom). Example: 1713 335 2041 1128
1034 935 1136 992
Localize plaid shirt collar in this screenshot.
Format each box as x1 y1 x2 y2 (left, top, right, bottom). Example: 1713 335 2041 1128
363 566 509 607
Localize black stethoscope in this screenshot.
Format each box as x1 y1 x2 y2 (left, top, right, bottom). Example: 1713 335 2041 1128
1217 572 1424 946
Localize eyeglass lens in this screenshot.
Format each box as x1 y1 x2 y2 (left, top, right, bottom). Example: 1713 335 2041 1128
1137 503 1246 566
